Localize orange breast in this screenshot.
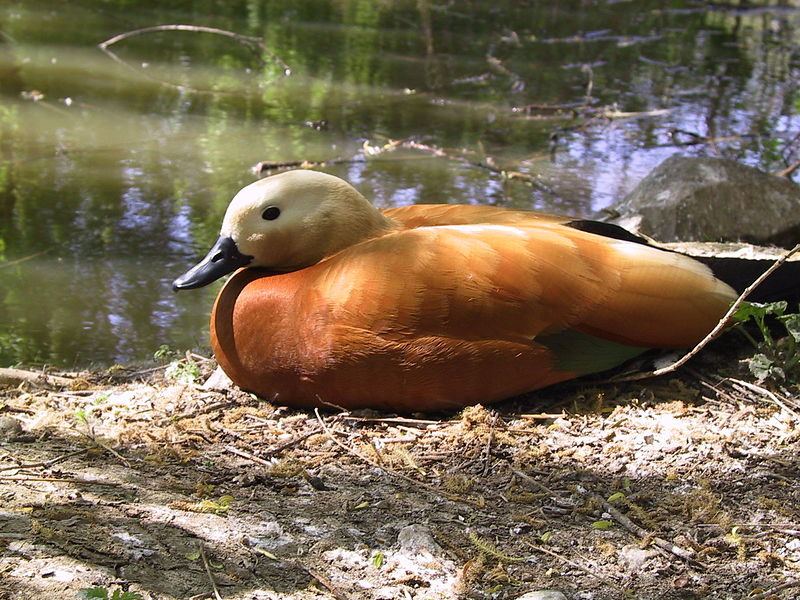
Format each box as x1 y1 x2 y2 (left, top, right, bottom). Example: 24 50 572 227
210 207 737 412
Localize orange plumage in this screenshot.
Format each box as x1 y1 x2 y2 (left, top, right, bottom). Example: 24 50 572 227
174 170 737 411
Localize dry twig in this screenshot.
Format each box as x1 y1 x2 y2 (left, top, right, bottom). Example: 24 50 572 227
512 468 557 496
198 542 223 600
743 579 800 600
0 248 53 269
290 560 351 600
0 448 90 472
728 378 799 417
596 496 704 567
774 160 800 178
225 445 271 467
527 542 625 592
0 367 75 390
0 476 123 486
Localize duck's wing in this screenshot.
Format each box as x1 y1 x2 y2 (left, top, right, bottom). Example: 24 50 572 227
312 221 736 350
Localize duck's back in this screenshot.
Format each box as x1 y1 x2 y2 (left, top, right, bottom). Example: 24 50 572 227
383 204 571 229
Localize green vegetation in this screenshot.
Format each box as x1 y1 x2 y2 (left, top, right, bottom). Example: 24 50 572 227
733 301 800 382
78 587 142 600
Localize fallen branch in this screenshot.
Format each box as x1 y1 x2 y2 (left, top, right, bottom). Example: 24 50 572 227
728 378 799 417
0 248 53 269
527 542 625 592
596 496 705 567
0 367 75 390
0 448 90 472
775 160 800 179
0 476 123 486
225 445 271 466
98 24 291 95
512 468 557 496
743 579 800 600
198 542 223 600
290 560 352 600
253 138 559 197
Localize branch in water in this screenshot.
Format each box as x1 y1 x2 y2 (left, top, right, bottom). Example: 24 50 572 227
98 24 291 95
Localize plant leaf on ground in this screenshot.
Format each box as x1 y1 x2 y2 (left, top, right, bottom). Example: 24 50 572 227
732 301 800 382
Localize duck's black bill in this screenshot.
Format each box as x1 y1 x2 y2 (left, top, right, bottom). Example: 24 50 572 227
172 236 253 291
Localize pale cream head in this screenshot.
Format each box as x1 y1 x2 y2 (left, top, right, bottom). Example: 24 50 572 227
220 170 393 271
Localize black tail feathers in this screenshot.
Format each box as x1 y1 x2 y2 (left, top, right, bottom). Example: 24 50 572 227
693 254 800 304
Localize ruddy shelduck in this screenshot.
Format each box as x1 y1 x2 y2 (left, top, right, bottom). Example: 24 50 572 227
174 169 737 411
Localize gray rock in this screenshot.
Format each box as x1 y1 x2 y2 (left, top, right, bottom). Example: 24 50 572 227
610 156 800 245
0 416 22 441
202 366 234 391
397 524 442 555
617 544 658 573
516 591 568 600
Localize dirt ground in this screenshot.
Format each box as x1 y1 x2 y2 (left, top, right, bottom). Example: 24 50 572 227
1 339 799 600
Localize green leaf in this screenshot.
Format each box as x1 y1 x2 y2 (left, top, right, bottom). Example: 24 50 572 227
110 591 143 600
165 360 201 383
778 313 800 343
79 588 109 600
767 301 788 317
732 301 767 323
153 344 173 361
748 353 775 381
253 547 278 559
592 520 613 530
372 551 384 568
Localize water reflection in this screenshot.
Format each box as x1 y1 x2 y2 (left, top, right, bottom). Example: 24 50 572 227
1 0 799 367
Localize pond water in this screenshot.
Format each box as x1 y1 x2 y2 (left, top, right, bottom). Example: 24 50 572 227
1 0 800 368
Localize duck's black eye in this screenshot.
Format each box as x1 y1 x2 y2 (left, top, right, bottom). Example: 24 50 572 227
262 206 281 221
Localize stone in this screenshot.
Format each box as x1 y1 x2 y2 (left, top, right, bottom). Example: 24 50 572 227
609 156 800 246
0 416 22 441
617 544 658 573
397 524 441 555
202 366 234 391
515 591 568 600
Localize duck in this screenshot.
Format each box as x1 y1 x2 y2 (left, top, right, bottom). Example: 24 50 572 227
173 169 738 412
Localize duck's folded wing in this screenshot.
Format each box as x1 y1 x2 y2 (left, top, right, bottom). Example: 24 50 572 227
310 222 737 350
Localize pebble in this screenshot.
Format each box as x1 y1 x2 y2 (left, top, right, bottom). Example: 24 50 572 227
515 591 568 600
397 524 441 555
0 416 23 441
618 544 658 573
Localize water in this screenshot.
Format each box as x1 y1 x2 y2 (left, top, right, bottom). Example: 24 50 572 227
1 0 799 368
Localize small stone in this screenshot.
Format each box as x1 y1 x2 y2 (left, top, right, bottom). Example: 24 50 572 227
321 547 368 569
0 416 23 441
397 524 441 555
203 366 234 391
245 521 295 551
515 590 568 600
618 544 658 573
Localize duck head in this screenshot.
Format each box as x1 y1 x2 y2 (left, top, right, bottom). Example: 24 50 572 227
172 170 393 290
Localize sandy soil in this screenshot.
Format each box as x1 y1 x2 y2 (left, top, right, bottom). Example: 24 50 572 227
1 340 799 600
